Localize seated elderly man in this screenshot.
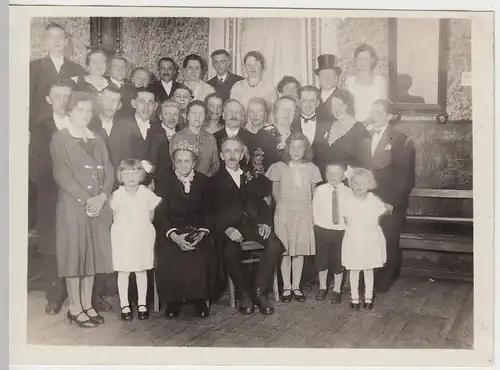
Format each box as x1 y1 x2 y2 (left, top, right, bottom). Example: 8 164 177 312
211 137 285 315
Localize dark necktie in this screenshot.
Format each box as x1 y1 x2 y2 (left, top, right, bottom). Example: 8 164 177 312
219 77 224 84
332 187 339 224
302 115 316 123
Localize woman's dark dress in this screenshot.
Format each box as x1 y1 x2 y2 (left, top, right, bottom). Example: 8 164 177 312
252 125 287 175
154 168 216 305
314 121 371 174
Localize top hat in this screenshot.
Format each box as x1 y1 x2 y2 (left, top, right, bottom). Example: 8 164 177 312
314 54 342 75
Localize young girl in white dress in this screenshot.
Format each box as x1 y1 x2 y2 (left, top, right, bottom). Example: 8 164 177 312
342 168 388 310
110 159 162 322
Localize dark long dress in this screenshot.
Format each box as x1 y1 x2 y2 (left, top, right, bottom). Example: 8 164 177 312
154 168 216 305
252 125 287 175
50 128 115 277
314 121 371 174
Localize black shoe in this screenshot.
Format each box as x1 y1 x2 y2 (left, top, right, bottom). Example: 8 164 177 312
315 289 327 301
193 300 210 318
83 308 105 324
280 289 293 303
330 291 342 304
66 311 99 328
350 301 361 310
292 289 306 302
165 302 181 318
137 305 150 320
363 298 374 310
238 294 255 315
45 301 62 315
254 287 275 315
120 306 133 322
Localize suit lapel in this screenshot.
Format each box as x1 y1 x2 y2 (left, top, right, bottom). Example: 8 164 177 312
372 126 393 169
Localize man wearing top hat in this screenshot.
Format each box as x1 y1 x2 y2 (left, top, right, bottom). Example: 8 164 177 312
314 54 346 123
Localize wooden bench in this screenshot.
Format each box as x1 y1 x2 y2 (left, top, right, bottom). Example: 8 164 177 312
400 188 473 281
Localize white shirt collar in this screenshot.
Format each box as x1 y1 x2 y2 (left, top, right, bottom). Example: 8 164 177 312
373 124 389 136
110 77 123 88
53 113 71 130
49 54 64 72
226 166 243 187
135 115 151 139
217 73 228 82
66 124 96 139
84 75 109 92
161 80 173 94
162 123 177 136
100 115 114 135
321 87 336 101
225 127 240 138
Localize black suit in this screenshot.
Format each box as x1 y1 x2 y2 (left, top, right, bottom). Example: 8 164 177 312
107 78 136 119
30 56 84 130
291 114 331 164
211 168 285 297
207 72 244 102
29 117 67 304
365 125 416 291
148 80 182 103
155 125 181 172
316 87 350 123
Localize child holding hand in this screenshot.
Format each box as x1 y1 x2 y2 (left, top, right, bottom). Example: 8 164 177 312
110 159 162 321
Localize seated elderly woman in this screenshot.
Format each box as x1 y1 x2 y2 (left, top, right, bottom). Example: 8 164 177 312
169 100 220 177
154 140 216 318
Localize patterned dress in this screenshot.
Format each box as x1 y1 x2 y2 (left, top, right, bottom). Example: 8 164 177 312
266 161 322 256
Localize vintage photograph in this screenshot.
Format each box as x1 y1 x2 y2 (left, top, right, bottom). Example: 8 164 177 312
8 4 494 367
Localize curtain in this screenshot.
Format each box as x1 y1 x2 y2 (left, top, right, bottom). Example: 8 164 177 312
237 18 308 88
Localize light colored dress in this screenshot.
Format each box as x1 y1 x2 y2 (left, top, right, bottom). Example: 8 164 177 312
110 185 162 272
346 74 387 123
341 192 387 270
230 79 278 111
266 161 322 256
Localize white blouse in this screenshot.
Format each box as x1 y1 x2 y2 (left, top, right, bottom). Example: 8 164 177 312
346 74 387 123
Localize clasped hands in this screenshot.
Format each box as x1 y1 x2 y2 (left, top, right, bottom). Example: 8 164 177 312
85 193 107 218
225 224 271 243
170 230 207 251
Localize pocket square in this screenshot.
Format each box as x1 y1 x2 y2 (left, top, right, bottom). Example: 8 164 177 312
384 144 392 151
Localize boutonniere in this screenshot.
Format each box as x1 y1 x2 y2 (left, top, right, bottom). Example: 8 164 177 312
71 76 78 83
384 144 392 151
277 142 286 150
244 171 254 183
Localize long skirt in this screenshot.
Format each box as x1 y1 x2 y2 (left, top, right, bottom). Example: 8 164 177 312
155 236 216 305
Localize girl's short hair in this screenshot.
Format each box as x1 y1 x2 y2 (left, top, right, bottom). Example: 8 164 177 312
347 167 377 190
65 91 95 115
116 159 146 184
183 54 207 76
243 51 265 69
282 132 313 164
331 89 355 117
85 47 109 67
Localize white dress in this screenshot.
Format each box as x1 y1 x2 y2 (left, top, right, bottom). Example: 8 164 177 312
110 185 162 272
346 75 387 123
341 192 387 270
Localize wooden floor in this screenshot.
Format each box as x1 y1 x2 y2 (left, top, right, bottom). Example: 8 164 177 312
27 276 473 348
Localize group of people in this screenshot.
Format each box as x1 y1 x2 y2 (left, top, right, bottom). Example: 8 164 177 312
29 22 416 329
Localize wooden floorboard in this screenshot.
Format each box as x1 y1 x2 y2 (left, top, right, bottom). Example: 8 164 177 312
26 276 474 349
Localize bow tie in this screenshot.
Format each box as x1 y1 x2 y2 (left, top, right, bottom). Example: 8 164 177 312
302 115 316 123
219 77 225 84
369 128 384 137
